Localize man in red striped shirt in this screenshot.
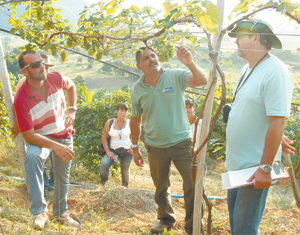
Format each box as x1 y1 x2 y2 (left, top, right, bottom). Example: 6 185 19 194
14 50 79 230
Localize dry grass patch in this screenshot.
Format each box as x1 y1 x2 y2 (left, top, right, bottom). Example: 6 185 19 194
1 142 300 234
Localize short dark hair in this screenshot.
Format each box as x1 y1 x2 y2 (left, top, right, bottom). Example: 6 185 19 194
117 103 128 111
259 35 272 50
135 47 147 63
135 47 156 63
18 50 38 69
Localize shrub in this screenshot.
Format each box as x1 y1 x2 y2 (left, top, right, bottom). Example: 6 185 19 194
73 90 131 173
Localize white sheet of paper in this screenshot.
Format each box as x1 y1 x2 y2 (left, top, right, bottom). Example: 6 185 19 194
221 166 288 190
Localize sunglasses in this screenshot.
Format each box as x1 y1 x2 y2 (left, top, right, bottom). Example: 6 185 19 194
23 60 45 69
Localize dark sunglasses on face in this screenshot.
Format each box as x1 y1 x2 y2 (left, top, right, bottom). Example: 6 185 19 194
23 60 45 69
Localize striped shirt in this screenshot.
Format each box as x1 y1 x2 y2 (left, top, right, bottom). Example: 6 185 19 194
14 72 75 139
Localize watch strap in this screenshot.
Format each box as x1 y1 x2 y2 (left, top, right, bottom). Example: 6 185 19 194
68 105 77 111
259 164 272 173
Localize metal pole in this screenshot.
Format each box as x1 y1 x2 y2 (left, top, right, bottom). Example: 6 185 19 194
0 37 26 178
193 0 225 234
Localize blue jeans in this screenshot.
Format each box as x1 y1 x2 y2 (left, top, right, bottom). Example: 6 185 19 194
43 153 54 192
99 149 133 186
25 136 72 216
227 185 270 235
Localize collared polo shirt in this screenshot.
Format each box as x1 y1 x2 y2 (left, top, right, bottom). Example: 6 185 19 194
131 68 192 148
14 72 74 139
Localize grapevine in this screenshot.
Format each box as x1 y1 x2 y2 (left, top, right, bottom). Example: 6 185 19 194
36 7 43 21
158 44 175 63
60 51 68 62
50 45 58 56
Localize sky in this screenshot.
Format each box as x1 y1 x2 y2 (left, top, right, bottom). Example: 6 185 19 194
85 0 300 32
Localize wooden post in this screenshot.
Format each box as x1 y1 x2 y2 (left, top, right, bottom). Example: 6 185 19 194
283 153 300 208
0 37 26 177
193 0 225 234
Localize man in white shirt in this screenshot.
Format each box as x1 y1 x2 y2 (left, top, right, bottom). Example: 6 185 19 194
185 99 202 150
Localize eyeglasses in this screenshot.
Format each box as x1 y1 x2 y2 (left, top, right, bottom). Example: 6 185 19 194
23 60 45 69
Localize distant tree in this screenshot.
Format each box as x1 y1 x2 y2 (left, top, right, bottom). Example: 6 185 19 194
87 58 94 69
6 58 20 74
77 57 83 64
101 64 112 73
121 83 129 91
6 48 22 74
74 75 85 83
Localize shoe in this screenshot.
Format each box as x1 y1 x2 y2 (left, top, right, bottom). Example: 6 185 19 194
48 185 54 191
33 212 49 230
55 213 79 227
150 223 172 234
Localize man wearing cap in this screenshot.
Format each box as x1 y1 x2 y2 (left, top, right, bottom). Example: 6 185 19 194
12 54 56 196
14 50 79 230
185 99 202 150
130 46 207 234
226 19 294 234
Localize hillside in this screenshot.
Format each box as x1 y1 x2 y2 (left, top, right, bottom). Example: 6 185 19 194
0 0 92 29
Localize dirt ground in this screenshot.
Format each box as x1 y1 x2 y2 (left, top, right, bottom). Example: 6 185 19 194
1 159 300 234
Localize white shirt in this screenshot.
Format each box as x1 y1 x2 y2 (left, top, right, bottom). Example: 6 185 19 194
109 119 132 149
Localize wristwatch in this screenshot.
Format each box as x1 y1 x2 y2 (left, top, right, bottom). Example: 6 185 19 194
68 105 77 111
132 144 139 149
259 164 272 173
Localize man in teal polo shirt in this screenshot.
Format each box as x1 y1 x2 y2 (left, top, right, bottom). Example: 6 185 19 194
130 46 207 234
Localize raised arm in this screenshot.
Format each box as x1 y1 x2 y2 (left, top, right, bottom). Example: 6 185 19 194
176 46 207 87
64 78 77 128
130 115 144 167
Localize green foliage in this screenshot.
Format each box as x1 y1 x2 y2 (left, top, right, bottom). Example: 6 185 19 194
76 81 93 104
0 82 10 142
285 85 300 178
101 64 112 73
74 75 85 83
5 0 223 64
121 83 130 93
73 89 131 173
229 0 300 22
77 57 83 64
0 72 22 144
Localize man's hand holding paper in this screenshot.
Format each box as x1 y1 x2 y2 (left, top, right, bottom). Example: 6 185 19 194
247 169 272 189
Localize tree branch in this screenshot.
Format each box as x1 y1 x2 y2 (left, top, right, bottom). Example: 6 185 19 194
226 5 300 31
0 0 50 6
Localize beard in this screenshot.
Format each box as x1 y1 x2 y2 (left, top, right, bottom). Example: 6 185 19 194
237 48 246 59
28 69 46 81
